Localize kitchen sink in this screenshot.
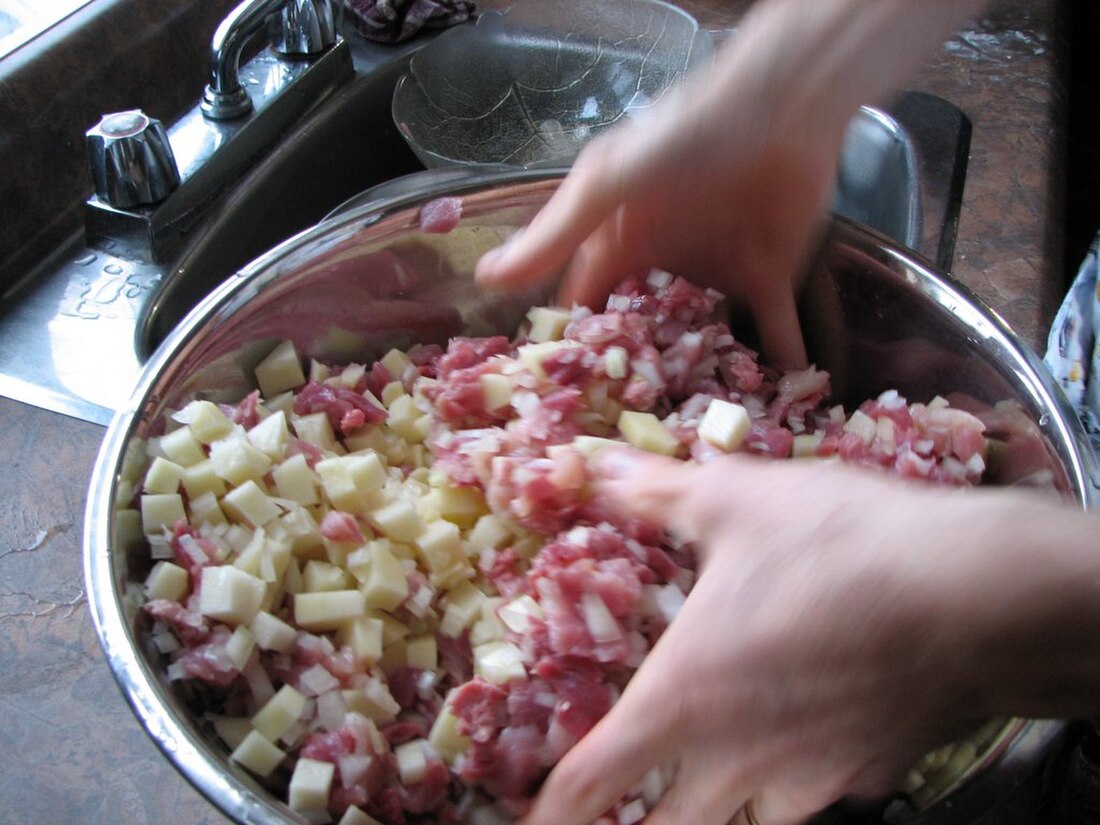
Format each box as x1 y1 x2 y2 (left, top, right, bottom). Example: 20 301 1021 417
0 27 969 426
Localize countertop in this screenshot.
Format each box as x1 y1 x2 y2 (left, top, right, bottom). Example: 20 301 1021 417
0 1 1068 823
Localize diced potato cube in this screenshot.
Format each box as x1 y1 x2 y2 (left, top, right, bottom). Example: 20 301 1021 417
338 616 384 664
221 479 281 528
876 416 897 452
309 359 330 383
294 589 365 632
387 394 426 443
365 610 410 646
414 519 465 575
469 612 506 647
172 400 234 444
343 426 388 455
381 380 406 407
255 340 306 398
336 363 367 389
466 514 514 554
338 806 384 825
209 432 272 486
571 435 624 458
288 757 335 814
211 714 253 750
181 459 227 499
526 306 572 343
473 640 528 685
425 484 489 528
368 498 425 543
517 340 580 378
380 348 413 381
317 453 386 512
377 639 407 675
292 411 343 454
498 594 544 634
394 739 429 785
302 559 354 593
510 532 544 561
479 373 513 412
264 390 295 417
144 560 189 602
843 409 877 446
342 679 400 723
250 610 297 652
188 491 227 526
144 456 184 494
697 399 751 452
230 730 285 778
252 684 308 742
405 634 437 671
280 507 323 557
141 493 186 535
439 580 486 638
428 704 471 763
272 453 320 506
198 565 266 626
604 346 629 379
159 426 206 467
225 625 255 668
791 431 824 458
247 410 289 458
617 410 680 456
257 537 293 585
359 541 409 611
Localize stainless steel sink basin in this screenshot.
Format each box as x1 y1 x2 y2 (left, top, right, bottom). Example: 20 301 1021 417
0 24 969 426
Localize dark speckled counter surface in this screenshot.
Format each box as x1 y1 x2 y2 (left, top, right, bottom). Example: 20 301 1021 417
0 1 1069 823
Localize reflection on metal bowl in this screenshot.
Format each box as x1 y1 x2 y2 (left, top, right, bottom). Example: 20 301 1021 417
85 169 1099 825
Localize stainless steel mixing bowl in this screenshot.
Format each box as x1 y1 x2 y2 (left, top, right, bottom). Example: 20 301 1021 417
85 168 1099 825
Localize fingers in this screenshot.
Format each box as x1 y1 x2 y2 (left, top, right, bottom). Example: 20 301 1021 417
520 674 679 825
556 217 646 309
642 756 749 825
594 449 779 545
750 284 808 371
592 450 705 540
474 145 622 293
736 787 815 825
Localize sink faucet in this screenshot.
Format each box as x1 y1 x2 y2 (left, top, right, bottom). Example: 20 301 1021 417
203 0 337 120
83 0 351 262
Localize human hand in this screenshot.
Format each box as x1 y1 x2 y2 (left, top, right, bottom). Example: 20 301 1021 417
476 0 991 373
474 37 839 372
521 448 1094 825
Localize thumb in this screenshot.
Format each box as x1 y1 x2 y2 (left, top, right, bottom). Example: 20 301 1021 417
592 449 706 541
594 449 783 545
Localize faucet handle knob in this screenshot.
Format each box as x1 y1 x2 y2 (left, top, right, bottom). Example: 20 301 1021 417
86 110 180 208
270 0 337 56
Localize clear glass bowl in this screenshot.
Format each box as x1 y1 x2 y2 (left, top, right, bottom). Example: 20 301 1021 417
391 0 713 169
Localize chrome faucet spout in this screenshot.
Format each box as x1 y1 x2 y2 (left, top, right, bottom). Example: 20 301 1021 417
201 0 338 121
201 0 287 120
